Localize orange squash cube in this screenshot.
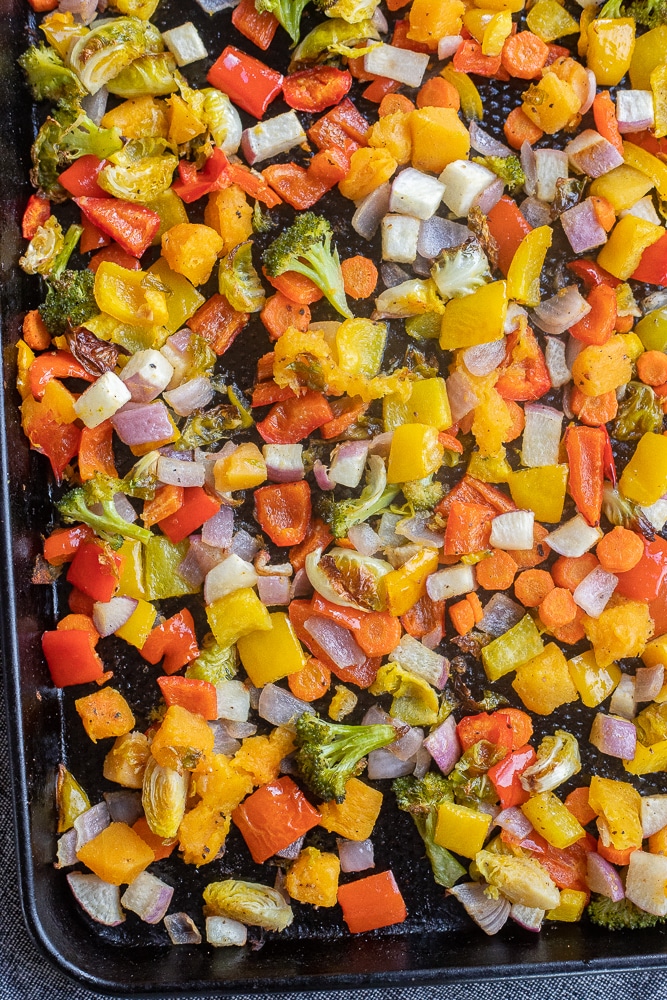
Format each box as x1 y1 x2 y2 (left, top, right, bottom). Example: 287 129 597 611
77 822 154 886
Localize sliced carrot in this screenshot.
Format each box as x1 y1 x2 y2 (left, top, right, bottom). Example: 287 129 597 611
593 91 623 155
504 106 543 150
504 399 525 442
22 310 51 352
551 606 586 645
475 549 518 591
539 587 577 629
637 350 667 387
551 552 599 592
260 292 311 342
449 598 475 636
506 523 550 569
495 707 534 750
596 526 645 574
379 93 415 116
416 77 460 110
564 787 597 827
569 386 618 426
514 569 555 608
615 313 635 333
264 269 324 305
28 0 58 10
288 658 331 702
501 31 549 79
341 255 378 300
597 842 638 866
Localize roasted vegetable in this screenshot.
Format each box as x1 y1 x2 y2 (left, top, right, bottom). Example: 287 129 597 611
430 239 492 301
185 637 237 685
318 454 400 538
450 740 506 806
314 0 380 20
613 382 664 442
601 483 655 540
599 0 667 26
204 879 293 931
473 155 526 195
218 242 265 314
19 217 65 276
587 895 664 929
57 475 153 549
68 16 163 95
98 138 178 203
106 53 178 98
295 713 398 802
39 268 97 336
393 773 466 888
19 43 85 103
634 702 667 746
520 730 581 794
174 405 243 451
142 757 189 839
255 0 311 42
31 101 123 201
290 18 380 67
401 476 445 511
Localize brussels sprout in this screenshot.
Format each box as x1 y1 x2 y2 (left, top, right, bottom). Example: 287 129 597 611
98 142 178 202
69 17 164 94
613 381 664 442
186 637 237 685
103 731 151 789
374 279 445 319
19 216 64 276
201 87 242 155
106 53 178 98
203 879 294 932
430 239 492 301
519 730 581 794
290 18 380 68
306 545 393 612
635 702 667 747
450 740 506 806
142 757 189 839
218 241 265 314
475 851 560 911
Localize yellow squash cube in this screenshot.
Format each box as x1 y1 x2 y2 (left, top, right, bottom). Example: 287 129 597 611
77 822 154 886
161 223 224 286
318 778 383 841
409 108 470 174
204 185 253 256
387 423 444 483
380 548 439 618
589 164 654 214
588 775 642 850
167 94 206 144
409 0 465 47
642 633 667 669
546 889 588 922
440 282 508 349
571 337 632 397
338 147 398 201
178 803 230 866
237 612 306 687
285 847 340 907
522 73 580 134
521 791 586 849
512 643 579 715
583 599 654 667
434 800 491 859
367 113 412 166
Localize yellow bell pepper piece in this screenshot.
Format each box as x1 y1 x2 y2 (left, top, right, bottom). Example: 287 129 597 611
636 307 667 353
567 650 621 708
214 442 267 493
587 18 635 87
42 379 78 425
40 12 87 58
467 449 512 483
589 164 654 214
409 107 471 174
379 548 439 618
482 615 544 682
475 0 523 9
624 740 667 776
651 64 667 139
629 24 667 90
588 775 642 850
482 10 513 54
167 94 206 144
526 0 578 43
407 378 453 431
148 258 205 335
116 540 145 601
521 791 586 849
512 643 579 715
619 432 667 506
237 611 306 687
318 777 383 841
546 889 588 922
94 262 169 329
144 189 189 247
370 662 439 726
571 336 633 398
115 598 157 648
597 215 664 280
623 141 667 203
506 226 552 307
522 73 581 134
434 801 491 859
102 97 169 140
383 392 409 432
578 6 597 56
463 8 493 42
16 340 35 401
439 66 483 120
207 588 272 649
144 536 198 600
336 319 387 378
642 633 667 669
387 424 444 484
204 185 254 257
508 466 568 523
619 331 644 363
440 281 508 349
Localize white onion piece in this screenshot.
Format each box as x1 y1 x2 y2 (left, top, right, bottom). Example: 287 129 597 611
201 506 234 549
204 553 257 605
464 339 507 377
412 745 433 779
521 140 537 196
474 177 504 215
92 596 137 637
545 336 572 388
313 459 335 491
424 714 461 775
566 334 585 372
348 522 382 556
367 747 415 779
586 853 625 901
417 217 469 260
520 197 552 229
68 873 125 926
479 593 524 637
230 529 261 561
573 566 618 617
589 712 637 759
616 90 655 133
206 916 247 947
495 806 534 840
224 720 257 739
216 680 250 722
163 377 214 417
580 69 597 115
263 444 304 483
164 912 202 945
368 431 394 457
396 513 444 548
626 852 667 916
258 683 314 726
446 370 480 421
74 802 111 851
257 574 291 606
352 183 391 241
389 633 445 687
121 872 174 925
427 563 475 601
533 286 591 335
364 44 429 88
437 34 463 60
304 616 366 668
490 510 535 551
377 511 403 546
337 838 375 873
157 456 206 488
546 515 602 557
81 85 109 124
371 6 389 33
510 903 544 932
363 704 393 726
56 829 78 869
103 791 143 826
521 404 563 468
635 664 665 703
505 302 528 333
449 883 511 936
469 121 511 157
534 148 569 202
609 673 636 721
641 794 667 837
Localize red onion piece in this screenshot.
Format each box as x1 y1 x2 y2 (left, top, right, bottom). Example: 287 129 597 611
121 872 174 924
103 791 143 826
636 664 665 703
209 721 241 756
304 616 366 668
609 674 636 721
423 624 445 650
412 744 432 779
230 529 261 562
224 720 257 739
352 182 391 241
449 883 511 936
389 725 424 761
534 148 568 202
495 806 534 840
446 370 480 421
329 441 369 489
380 262 411 289
188 536 226 575
263 444 305 483
367 747 415 779
164 912 202 945
363 704 393 726
368 431 394 457
473 177 504 215
580 69 597 115
112 401 174 447
396 513 444 548
163 377 214 417
56 829 78 869
290 567 312 600
437 34 463 60
533 285 591 335
469 121 511 158
371 6 389 32
59 0 98 24
589 712 637 759
112 492 138 523
74 802 111 850
520 196 552 228
258 683 314 726
68 873 125 926
545 335 572 389
157 456 206 488
510 903 544 932
560 198 608 254
92 596 137 637
201 507 234 549
348 522 381 556
565 129 624 177
313 459 335 491
573 566 618 618
586 853 625 901
616 90 655 133
337 838 375 872
424 714 460 775
479 593 524 637
257 574 291 606
417 217 469 260
275 835 305 860
81 86 109 125
463 339 507 377
521 140 537 195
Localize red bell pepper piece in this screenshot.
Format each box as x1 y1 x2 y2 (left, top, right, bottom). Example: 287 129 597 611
569 283 617 346
502 828 595 891
251 381 296 407
140 609 199 675
288 600 380 688
69 588 96 617
254 480 312 546
400 593 445 643
495 327 550 401
157 676 217 720
566 258 620 290
88 244 142 273
454 38 503 76
22 194 51 239
188 293 249 356
41 629 105 687
456 711 514 753
308 117 360 160
283 67 352 113
488 745 536 809
616 536 667 601
487 196 532 277
232 776 321 863
436 475 517 517
158 486 220 544
592 91 623 155
565 425 605 526
66 541 124 603
59 155 108 198
289 517 334 573
207 45 283 119
80 214 110 253
320 397 369 439
263 148 349 210
632 232 667 286
74 197 160 258
601 424 617 485
337 871 407 933
23 408 81 483
256 391 334 444
43 524 94 566
171 148 230 204
495 707 534 749
28 350 95 400
226 162 282 207
363 77 402 103
391 19 431 52
444 501 494 556
325 98 370 144
231 0 278 50
310 594 403 657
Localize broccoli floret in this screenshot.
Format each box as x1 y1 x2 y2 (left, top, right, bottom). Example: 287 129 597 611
255 0 311 42
57 475 153 549
599 0 625 15
473 155 525 195
393 774 467 887
263 211 352 319
401 476 444 511
19 44 86 103
630 0 667 24
318 453 399 538
39 269 97 336
294 713 397 802
31 101 123 200
430 238 492 301
252 200 275 234
588 896 665 930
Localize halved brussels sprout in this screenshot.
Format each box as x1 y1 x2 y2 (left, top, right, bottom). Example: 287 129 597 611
218 241 265 314
69 17 164 95
201 87 242 155
142 756 189 839
306 546 393 612
56 764 90 833
290 18 380 69
103 730 150 788
203 879 294 932
19 216 64 276
98 145 178 202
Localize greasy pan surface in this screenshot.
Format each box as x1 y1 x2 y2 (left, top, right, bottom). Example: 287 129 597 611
2 0 667 993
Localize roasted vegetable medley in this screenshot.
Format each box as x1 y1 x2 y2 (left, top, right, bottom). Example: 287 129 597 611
16 0 667 948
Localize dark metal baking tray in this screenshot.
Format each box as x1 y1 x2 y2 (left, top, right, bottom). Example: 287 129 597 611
3 0 667 992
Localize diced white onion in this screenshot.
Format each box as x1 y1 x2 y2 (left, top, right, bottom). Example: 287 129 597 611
463 339 507 377
304 616 366 668
74 802 110 851
216 680 250 722
348 522 382 556
417 216 469 260
241 111 306 165
609 673 636 721
257 683 314 726
437 34 463 60
201 506 234 549
589 712 637 759
367 747 414 778
565 129 624 178
103 790 143 826
257 575 291 606
533 285 591 335
389 633 445 687
449 883 511 936
426 563 475 601
157 456 206 488
546 515 602 557
364 44 429 88
423 714 461 775
206 916 247 947
161 22 208 67
121 872 174 925
545 336 572 388
92 596 137 637
337 838 375 872
163 377 214 417
626 852 667 917
68 873 125 926
573 566 618 618
641 795 667 838
521 404 563 468
204 553 258 605
490 510 535 551
328 441 369 489
446 370 480 421
263 444 304 483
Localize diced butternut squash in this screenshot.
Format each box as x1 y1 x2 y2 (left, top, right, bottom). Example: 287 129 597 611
571 336 633 397
204 185 253 256
150 704 215 772
409 108 470 174
161 223 224 286
77 822 154 885
178 802 231 866
197 753 254 813
338 147 398 201
512 643 579 714
285 847 340 907
232 727 295 787
318 777 383 841
408 0 465 47
583 599 654 668
75 687 135 744
367 113 412 165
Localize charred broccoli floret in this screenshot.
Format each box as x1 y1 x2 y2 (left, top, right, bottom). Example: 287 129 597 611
600 0 667 23
19 44 85 103
588 896 665 930
39 269 97 336
255 0 311 42
401 476 445 511
57 475 152 549
602 483 655 541
31 101 123 200
318 453 399 538
473 155 525 195
263 212 351 319
295 713 397 802
393 774 466 887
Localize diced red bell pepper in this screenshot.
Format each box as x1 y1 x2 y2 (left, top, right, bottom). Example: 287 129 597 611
29 350 95 400
495 327 550 402
283 67 352 113
158 486 220 544
569 283 617 346
456 711 514 752
337 871 407 933
444 501 494 555
288 600 380 688
632 232 667 286
43 524 94 566
207 46 283 119
565 425 605 527
363 77 402 103
41 628 105 687
320 397 368 440
225 162 283 208
22 193 51 240
616 536 667 601
453 38 503 76
66 541 124 603
75 197 160 258
88 243 142 273
232 776 321 863
325 98 370 144
171 148 230 204
80 214 111 253
69 588 96 617
251 381 296 407
257 391 334 444
188 293 249 356
488 745 536 809
503 828 595 892
59 155 108 198
140 609 200 675
566 258 620 290
601 424 617 486
308 117 360 159
231 0 278 50
26 414 81 483
254 480 311 546
310 594 403 657
263 148 349 210
391 19 431 52
487 196 532 277
436 476 517 517
289 517 334 573
157 675 217 720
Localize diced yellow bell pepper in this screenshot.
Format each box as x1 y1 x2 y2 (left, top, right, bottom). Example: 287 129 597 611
440 281 508 349
619 432 667 506
507 226 552 307
642 633 667 669
482 615 544 682
115 598 157 648
367 112 412 166
204 185 253 257
526 0 578 43
619 331 644 362
148 258 205 334
116 540 145 601
386 424 444 484
237 612 306 688
651 64 667 140
463 8 493 42
522 791 586 849
475 0 523 10
434 800 491 859
409 108 470 174
512 643 579 715
167 94 206 144
102 97 169 140
214 442 267 492
636 308 667 353
597 215 664 280
546 889 588 922
508 466 568 523
589 164 654 214
482 10 513 54
284 847 340 907
571 336 632 397
144 189 189 247
624 740 667 775
567 650 621 708
338 147 398 201
16 340 35 401
583 599 654 668
439 66 484 120
522 73 581 134
379 548 439 617
408 0 465 47
588 775 642 850
587 18 635 86
206 588 272 649
94 262 169 329
336 319 387 378
161 223 224 287
629 24 667 90
370 662 439 726
318 777 383 841
42 378 78 425
578 6 597 56
623 141 667 203
406 378 452 431
467 450 513 483
145 537 199 601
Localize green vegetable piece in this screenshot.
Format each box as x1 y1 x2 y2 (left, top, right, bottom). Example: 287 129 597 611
481 615 545 682
519 730 581 794
19 43 85 103
401 476 445 511
405 313 442 340
69 16 164 95
39 269 97 336
186 637 237 685
31 101 123 201
588 895 665 929
314 0 381 21
449 740 506 807
601 482 655 540
393 773 466 888
613 381 664 442
174 404 243 451
106 52 178 97
290 17 380 68
144 536 200 600
256 0 311 42
203 879 293 932
430 239 492 301
56 765 90 833
98 139 179 203
473 155 526 195
218 241 266 313
599 0 667 26
318 454 399 538
57 475 152 549
19 217 64 277
294 713 397 802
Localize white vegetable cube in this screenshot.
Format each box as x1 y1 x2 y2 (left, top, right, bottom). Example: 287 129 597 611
489 510 535 551
546 514 602 557
206 916 248 947
426 563 476 601
621 196 662 225
161 22 208 67
389 168 445 221
381 214 421 263
204 553 258 605
641 795 667 838
241 111 306 166
216 679 250 722
120 348 174 402
328 442 369 489
626 851 667 916
609 673 636 720
641 496 667 531
616 90 655 132
439 160 497 219
521 404 563 467
74 371 131 429
545 336 571 389
364 44 429 88
534 149 569 203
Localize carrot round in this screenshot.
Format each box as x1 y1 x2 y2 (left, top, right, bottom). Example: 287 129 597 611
506 523 550 569
288 658 331 702
514 569 555 608
539 586 578 629
637 350 667 387
475 549 518 591
503 106 543 150
551 608 586 645
551 552 599 591
466 592 483 623
416 77 460 110
593 91 623 155
379 93 415 116
501 31 549 80
596 525 645 574
569 386 618 426
341 255 378 300
260 291 311 342
449 598 475 636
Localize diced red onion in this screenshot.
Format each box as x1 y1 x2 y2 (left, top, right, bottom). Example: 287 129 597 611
313 459 335 491
103 791 143 826
121 872 174 925
469 121 511 157
230 529 261 562
417 217 470 260
389 726 424 761
74 801 110 850
437 34 463 60
566 333 585 371
59 0 98 24
367 747 415 779
412 744 433 779
157 456 205 488
463 339 507 377
573 566 618 618
545 336 572 389
636 664 665 703
589 712 637 760
67 873 125 926
495 806 534 840
348 522 381 556
479 593 524 637
371 6 389 32
352 183 392 241
609 674 636 720
368 431 394 457
112 492 138 523
112 402 174 447
164 912 202 945
200 507 234 549
56 829 78 868
257 574 291 606
263 443 305 483
163 377 214 417
363 704 393 726
449 883 511 936
258 683 314 726
188 536 227 575
510 903 544 932
304 616 366 668
520 197 553 228
533 285 591 334
586 853 625 901
616 90 655 133
380 262 412 289
423 625 444 650
290 568 312 600
275 835 305 860
446 370 480 421
473 177 504 215
521 140 537 196
81 86 109 124
565 129 624 177
521 403 563 468
92 596 137 637
396 513 444 548
337 837 375 872
580 69 597 115
560 198 608 254
424 714 460 775
329 441 369 489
